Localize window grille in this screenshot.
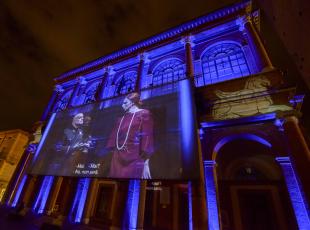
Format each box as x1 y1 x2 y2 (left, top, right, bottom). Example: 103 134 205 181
152 59 185 87
84 82 100 104
113 71 137 97
54 90 72 112
199 43 250 86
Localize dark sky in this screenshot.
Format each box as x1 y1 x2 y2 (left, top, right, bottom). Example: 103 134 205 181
0 0 236 132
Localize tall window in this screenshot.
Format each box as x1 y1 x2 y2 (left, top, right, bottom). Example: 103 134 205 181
152 59 185 87
113 71 137 97
199 43 250 86
54 90 72 112
84 82 100 104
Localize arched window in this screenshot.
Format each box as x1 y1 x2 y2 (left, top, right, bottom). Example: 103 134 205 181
152 59 185 87
54 90 72 112
200 43 250 86
113 71 137 97
84 82 100 104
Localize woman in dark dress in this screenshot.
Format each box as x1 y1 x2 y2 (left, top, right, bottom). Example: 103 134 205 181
107 93 154 178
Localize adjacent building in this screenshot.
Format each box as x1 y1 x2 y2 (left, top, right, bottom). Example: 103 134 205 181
0 129 29 202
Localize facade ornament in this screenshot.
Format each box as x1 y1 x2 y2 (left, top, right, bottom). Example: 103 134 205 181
107 66 116 75
27 143 38 154
236 15 251 32
77 76 87 85
103 65 116 75
181 35 195 47
54 84 64 93
139 52 150 64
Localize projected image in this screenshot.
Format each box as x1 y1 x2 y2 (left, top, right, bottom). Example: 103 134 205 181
107 93 154 179
30 84 199 180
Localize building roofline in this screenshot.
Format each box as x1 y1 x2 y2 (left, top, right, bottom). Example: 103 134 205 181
0 129 30 137
54 1 251 83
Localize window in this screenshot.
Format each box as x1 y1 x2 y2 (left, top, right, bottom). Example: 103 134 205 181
152 59 185 87
113 71 137 97
54 90 72 112
199 43 250 86
84 82 100 104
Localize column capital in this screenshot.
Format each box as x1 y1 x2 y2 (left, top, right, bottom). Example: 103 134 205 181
54 84 64 93
275 156 291 164
181 35 195 47
106 66 116 75
77 76 87 85
138 52 150 64
203 160 216 167
274 118 285 131
236 15 252 32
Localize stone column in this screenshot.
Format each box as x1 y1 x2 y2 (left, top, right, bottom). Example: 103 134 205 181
124 180 141 229
45 177 64 215
203 160 220 230
282 116 310 204
96 67 109 100
183 35 195 79
22 175 38 208
276 157 310 229
135 53 150 92
82 178 98 224
41 85 63 121
48 85 65 114
68 76 87 107
238 15 274 72
136 180 147 229
188 181 193 230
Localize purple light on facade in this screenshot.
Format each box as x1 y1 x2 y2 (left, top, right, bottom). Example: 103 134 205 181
55 1 250 82
276 157 310 229
70 178 91 223
33 176 54 213
179 79 195 160
188 181 193 230
204 160 220 230
123 180 140 229
200 112 277 128
213 133 271 156
11 174 28 207
75 178 90 223
33 113 57 162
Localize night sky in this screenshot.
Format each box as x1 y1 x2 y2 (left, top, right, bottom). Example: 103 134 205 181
0 0 237 132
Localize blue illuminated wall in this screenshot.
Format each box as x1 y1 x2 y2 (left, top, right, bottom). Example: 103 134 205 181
33 176 54 214
123 180 140 229
70 178 91 223
11 174 28 208
276 157 310 229
204 161 220 230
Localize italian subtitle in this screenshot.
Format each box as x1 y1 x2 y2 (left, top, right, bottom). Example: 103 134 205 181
73 163 101 175
146 181 163 191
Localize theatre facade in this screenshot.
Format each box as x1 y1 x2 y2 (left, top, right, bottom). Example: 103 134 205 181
3 1 310 229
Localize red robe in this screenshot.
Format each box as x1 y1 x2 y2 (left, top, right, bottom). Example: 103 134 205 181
107 109 154 178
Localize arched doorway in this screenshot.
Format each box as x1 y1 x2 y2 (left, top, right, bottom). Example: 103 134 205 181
214 138 297 230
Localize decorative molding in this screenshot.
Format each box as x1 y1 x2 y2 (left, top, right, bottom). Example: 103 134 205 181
55 1 251 82
203 160 216 167
54 85 64 93
236 15 251 32
139 52 150 64
275 156 290 164
77 76 87 85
